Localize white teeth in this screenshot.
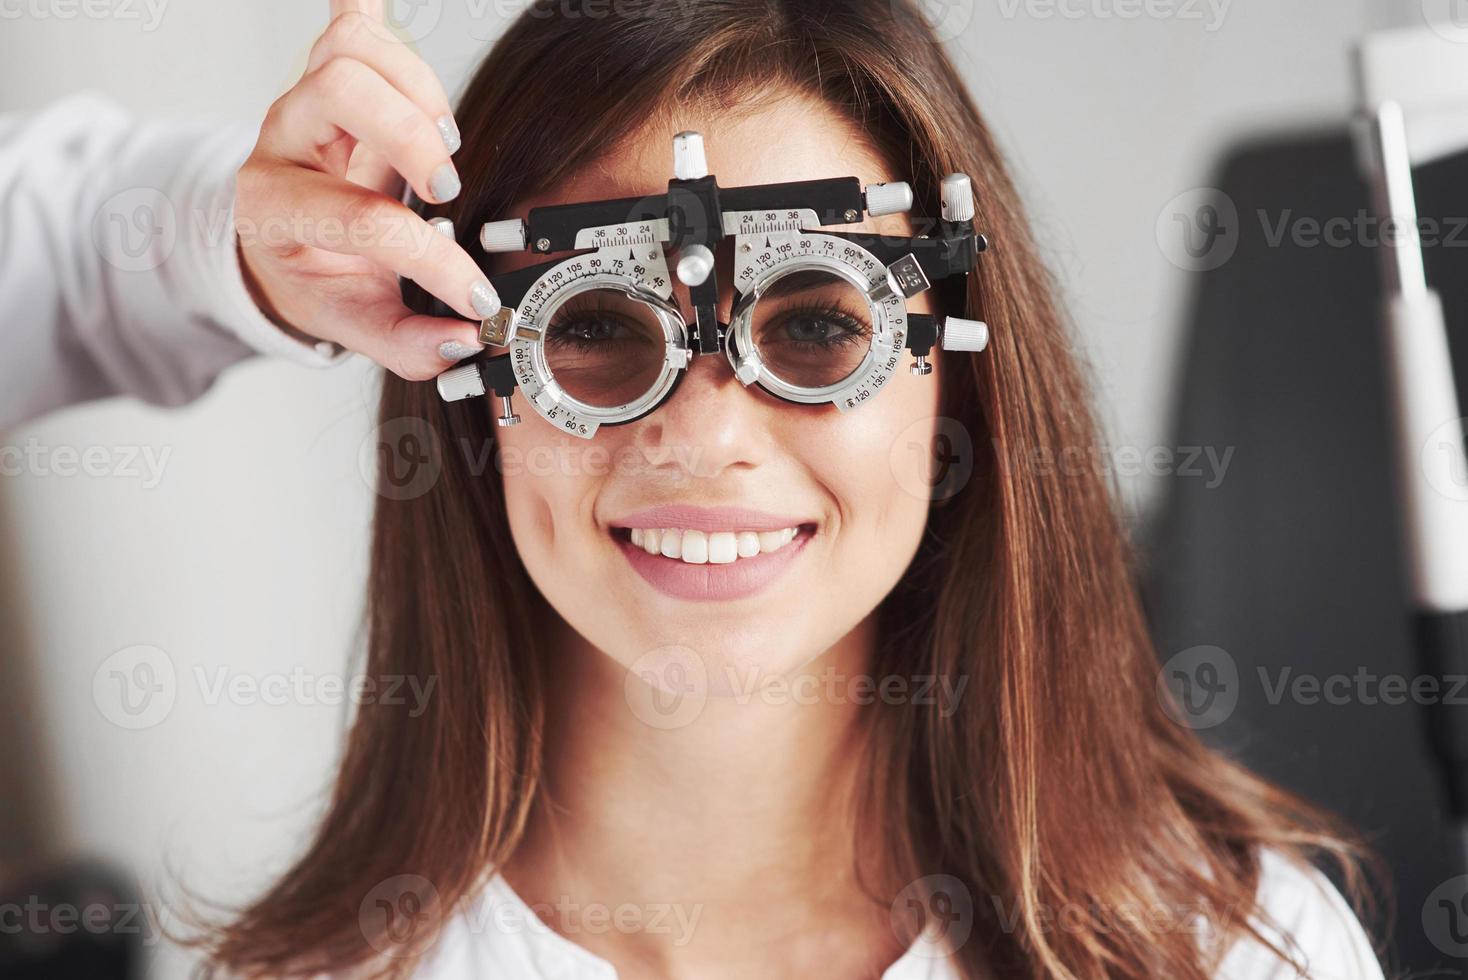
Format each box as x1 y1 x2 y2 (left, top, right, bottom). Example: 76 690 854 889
624 525 804 565
681 529 709 564
708 532 737 564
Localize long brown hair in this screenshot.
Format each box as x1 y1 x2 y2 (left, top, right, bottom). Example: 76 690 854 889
204 1 1380 976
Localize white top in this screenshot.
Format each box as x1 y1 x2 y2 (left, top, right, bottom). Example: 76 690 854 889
408 850 1382 979
0 90 346 432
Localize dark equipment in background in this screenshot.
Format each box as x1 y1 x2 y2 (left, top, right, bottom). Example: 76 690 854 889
1146 24 1468 977
0 861 143 980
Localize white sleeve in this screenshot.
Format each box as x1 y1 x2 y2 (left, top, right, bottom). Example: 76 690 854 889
1215 849 1385 980
0 90 350 431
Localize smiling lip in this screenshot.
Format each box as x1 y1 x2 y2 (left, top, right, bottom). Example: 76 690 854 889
610 505 812 533
609 506 817 602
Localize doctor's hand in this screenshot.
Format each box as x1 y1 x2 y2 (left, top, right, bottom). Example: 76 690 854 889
234 0 497 381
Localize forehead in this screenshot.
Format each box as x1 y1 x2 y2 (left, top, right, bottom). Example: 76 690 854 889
489 94 917 275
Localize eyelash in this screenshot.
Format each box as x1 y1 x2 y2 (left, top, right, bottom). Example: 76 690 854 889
544 295 643 352
544 296 873 351
762 300 873 350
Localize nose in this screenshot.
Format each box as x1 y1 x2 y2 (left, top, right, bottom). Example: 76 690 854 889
631 242 773 478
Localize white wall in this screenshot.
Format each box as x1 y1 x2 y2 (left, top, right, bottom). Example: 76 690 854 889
0 1 1431 975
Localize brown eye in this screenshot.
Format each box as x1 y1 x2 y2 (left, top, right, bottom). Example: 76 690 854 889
749 270 875 388
541 289 667 409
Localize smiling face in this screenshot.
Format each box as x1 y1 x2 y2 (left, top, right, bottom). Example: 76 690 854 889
487 94 944 685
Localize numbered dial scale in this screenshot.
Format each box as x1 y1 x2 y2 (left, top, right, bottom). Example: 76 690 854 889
435 132 992 438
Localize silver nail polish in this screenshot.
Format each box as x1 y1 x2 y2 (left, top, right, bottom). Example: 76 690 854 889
428 217 455 239
439 340 482 362
429 164 461 204
471 281 501 318
437 115 461 154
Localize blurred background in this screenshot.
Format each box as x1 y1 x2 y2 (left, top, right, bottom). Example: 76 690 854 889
1 0 1465 976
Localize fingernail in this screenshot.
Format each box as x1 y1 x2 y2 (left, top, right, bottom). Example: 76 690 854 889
439 340 482 362
429 217 455 238
471 281 501 318
437 114 461 154
429 164 461 204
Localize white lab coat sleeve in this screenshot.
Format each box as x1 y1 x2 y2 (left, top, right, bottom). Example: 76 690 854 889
0 90 351 431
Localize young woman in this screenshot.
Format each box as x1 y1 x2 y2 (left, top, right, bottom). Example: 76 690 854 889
200 1 1387 977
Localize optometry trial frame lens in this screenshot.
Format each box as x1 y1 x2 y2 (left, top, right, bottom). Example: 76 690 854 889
724 237 906 409
434 130 992 438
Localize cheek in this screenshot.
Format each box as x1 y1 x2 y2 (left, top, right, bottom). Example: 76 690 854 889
801 357 944 602
494 412 606 563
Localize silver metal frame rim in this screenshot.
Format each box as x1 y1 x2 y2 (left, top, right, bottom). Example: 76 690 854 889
725 253 895 405
525 276 689 424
